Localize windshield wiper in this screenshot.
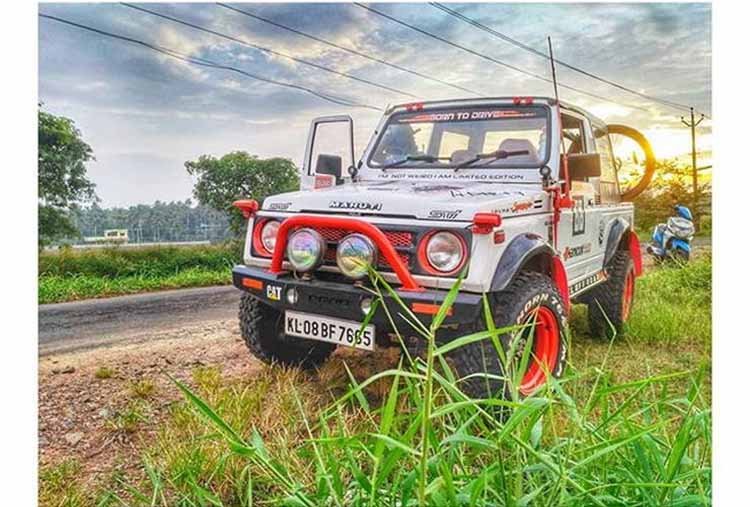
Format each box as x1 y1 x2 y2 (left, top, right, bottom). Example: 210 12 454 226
454 149 530 171
382 154 449 170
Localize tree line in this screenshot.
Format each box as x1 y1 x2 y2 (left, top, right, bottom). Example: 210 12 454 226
71 200 231 244
38 106 298 247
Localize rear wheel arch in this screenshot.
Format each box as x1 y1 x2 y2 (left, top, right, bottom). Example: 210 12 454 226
603 218 642 276
604 218 629 266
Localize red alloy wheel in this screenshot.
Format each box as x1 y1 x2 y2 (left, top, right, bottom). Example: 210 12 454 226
622 268 635 320
519 306 560 396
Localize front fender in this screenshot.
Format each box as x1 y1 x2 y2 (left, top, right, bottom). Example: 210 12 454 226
491 233 555 292
491 233 570 311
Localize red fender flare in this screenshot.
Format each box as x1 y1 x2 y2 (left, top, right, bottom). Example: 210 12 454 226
551 256 570 313
627 229 643 276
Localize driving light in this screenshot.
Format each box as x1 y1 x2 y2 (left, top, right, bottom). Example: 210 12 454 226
260 220 280 254
422 231 466 274
336 234 377 280
287 228 325 272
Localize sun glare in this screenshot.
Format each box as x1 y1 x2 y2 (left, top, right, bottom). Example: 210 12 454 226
611 127 712 161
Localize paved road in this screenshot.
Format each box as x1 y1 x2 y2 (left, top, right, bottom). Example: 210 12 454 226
39 285 240 356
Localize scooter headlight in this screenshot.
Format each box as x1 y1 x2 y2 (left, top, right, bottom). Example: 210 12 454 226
287 228 325 273
336 234 377 279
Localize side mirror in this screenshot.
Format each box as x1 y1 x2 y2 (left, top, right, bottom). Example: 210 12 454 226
566 153 601 181
316 154 343 185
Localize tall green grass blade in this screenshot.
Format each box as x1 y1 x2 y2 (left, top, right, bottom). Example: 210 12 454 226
430 276 463 332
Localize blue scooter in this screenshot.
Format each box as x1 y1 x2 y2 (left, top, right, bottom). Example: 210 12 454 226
647 205 695 262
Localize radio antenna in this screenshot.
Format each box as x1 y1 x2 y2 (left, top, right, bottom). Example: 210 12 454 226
547 36 559 103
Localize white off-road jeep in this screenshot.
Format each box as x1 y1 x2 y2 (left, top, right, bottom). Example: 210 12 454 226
232 97 643 399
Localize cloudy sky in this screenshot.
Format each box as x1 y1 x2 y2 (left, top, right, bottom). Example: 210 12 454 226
39 2 712 207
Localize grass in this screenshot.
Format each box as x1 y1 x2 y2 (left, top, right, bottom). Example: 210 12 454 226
626 255 711 345
39 244 239 303
107 400 151 435
39 460 125 507
39 460 89 507
39 256 712 506
95 366 115 379
130 379 157 399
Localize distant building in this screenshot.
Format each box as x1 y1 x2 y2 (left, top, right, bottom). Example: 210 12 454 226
83 229 129 244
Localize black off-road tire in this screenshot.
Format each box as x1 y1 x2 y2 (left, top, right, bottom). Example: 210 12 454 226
437 271 568 400
239 293 336 369
587 251 635 339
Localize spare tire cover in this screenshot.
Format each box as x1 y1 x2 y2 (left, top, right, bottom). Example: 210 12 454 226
606 124 656 201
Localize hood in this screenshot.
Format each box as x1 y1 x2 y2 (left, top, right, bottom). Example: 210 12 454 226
262 180 547 221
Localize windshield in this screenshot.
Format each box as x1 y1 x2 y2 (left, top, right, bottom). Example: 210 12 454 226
368 105 550 169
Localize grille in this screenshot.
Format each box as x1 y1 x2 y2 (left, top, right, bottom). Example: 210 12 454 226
313 227 414 271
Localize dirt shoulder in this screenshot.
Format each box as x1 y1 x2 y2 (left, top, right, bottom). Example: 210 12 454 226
38 320 256 476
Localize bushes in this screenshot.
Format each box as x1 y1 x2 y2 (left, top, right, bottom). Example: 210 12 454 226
40 244 238 278
38 244 240 303
632 159 711 234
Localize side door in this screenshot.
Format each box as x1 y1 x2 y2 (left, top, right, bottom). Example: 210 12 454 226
301 115 355 191
557 111 600 285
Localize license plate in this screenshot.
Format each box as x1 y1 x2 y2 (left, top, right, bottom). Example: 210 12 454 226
285 310 375 351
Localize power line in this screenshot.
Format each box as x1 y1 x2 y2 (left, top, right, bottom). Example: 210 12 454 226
38 13 381 111
354 2 652 113
216 2 482 97
120 2 415 99
430 2 697 113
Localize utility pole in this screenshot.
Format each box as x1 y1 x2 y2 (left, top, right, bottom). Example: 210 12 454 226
681 107 705 230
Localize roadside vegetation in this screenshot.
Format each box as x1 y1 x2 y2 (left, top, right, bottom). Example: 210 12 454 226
38 244 238 303
38 105 97 248
631 159 712 238
39 255 711 506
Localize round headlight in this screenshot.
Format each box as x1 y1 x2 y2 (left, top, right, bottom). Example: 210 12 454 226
423 231 466 274
287 228 325 272
260 220 280 253
336 234 377 280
